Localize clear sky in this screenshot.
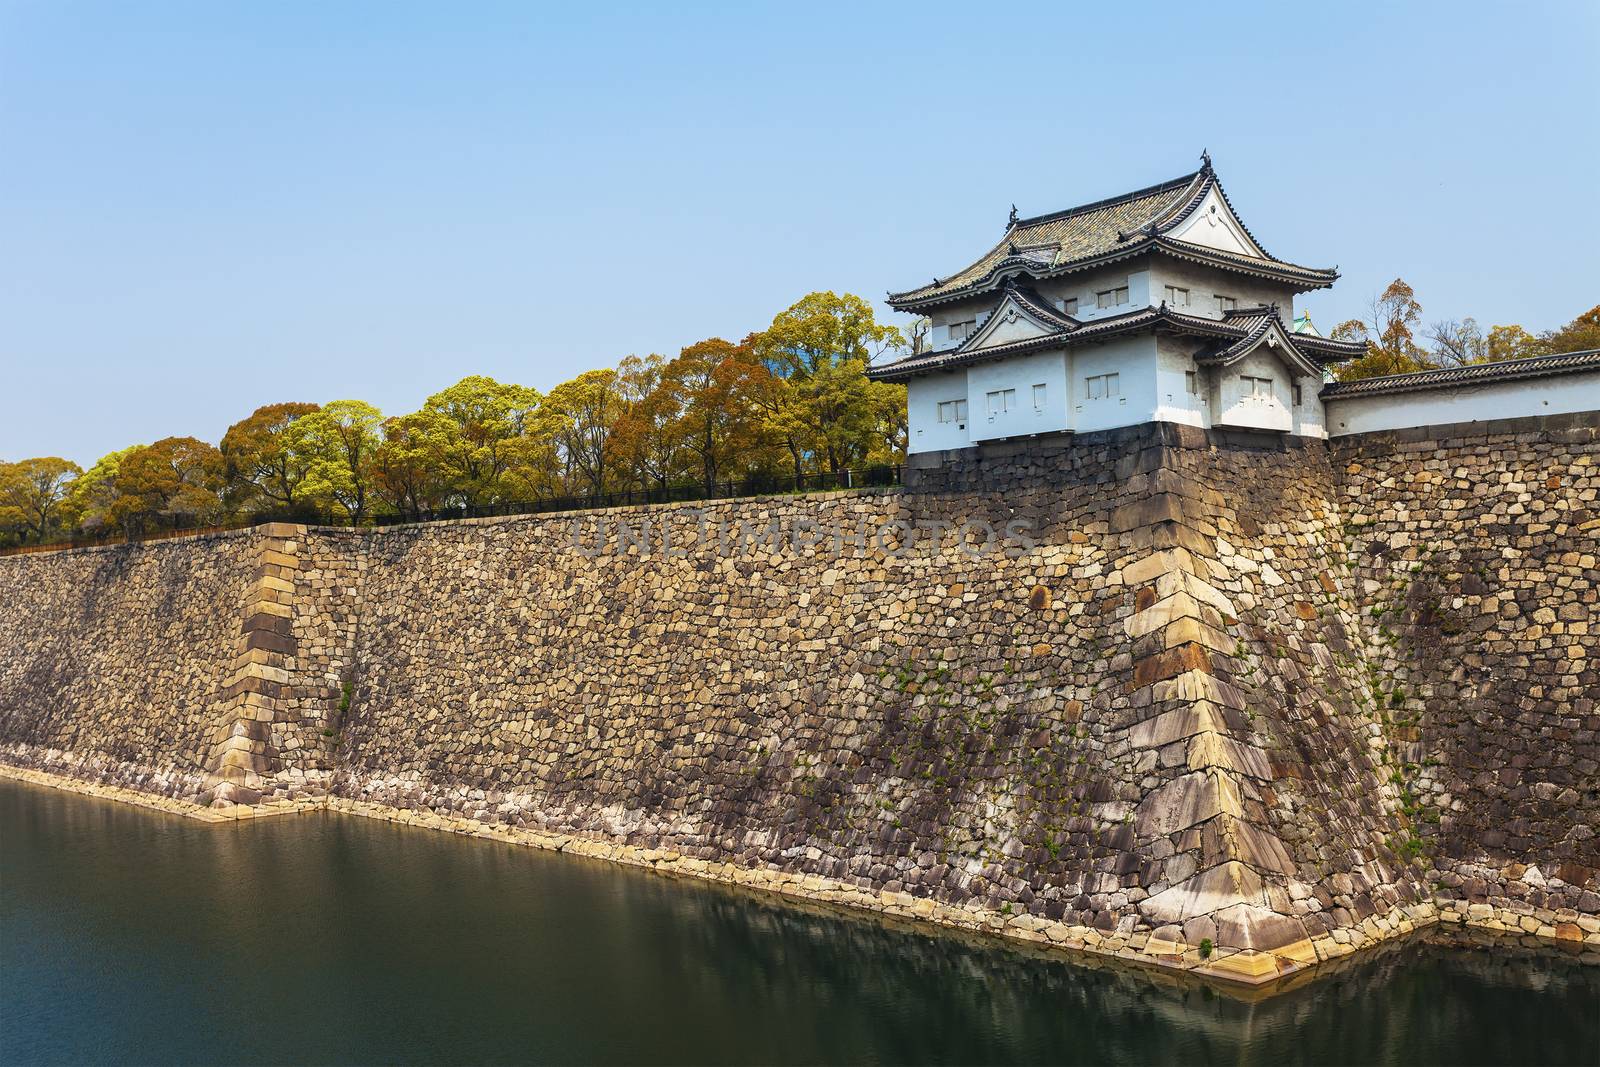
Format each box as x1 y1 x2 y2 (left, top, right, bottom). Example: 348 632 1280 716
2 0 1597 466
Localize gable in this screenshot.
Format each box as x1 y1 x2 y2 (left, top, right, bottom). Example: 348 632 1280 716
962 293 1069 352
1229 321 1322 378
1164 186 1264 258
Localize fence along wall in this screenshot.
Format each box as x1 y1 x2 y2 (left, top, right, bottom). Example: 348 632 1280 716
2 416 1597 982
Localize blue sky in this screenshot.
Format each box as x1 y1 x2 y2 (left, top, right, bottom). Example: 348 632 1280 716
2 0 1597 465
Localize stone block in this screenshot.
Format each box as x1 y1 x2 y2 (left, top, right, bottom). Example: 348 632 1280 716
1135 771 1243 838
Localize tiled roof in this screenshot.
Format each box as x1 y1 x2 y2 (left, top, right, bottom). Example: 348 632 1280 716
1192 311 1279 365
887 162 1338 309
869 305 1243 383
1320 349 1600 398
1004 283 1079 329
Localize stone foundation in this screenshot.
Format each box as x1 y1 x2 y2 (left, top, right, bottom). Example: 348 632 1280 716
3 416 1597 988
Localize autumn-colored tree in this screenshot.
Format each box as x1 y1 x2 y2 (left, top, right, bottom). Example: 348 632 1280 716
1543 305 1600 354
656 338 774 492
1331 278 1431 381
291 400 384 523
107 437 225 533
220 402 320 511
1486 323 1545 363
609 354 687 492
0 457 82 542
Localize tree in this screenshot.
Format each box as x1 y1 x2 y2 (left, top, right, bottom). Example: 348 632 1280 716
0 457 82 542
1486 323 1545 363
371 410 452 519
657 338 773 492
60 445 141 532
1543 305 1600 354
544 368 623 497
290 400 384 523
420 376 542 505
753 292 906 475
1331 278 1431 381
107 437 225 533
906 316 932 355
1425 318 1487 367
220 402 320 512
609 354 687 492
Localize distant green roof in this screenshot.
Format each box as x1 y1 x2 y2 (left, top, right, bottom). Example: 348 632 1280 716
1292 312 1321 336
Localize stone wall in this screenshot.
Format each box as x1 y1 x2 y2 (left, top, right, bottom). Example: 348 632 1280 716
2 416 1596 982
0 525 342 805
1335 413 1600 919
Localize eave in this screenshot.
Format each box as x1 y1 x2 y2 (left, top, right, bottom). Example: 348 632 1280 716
886 239 1338 314
867 305 1256 383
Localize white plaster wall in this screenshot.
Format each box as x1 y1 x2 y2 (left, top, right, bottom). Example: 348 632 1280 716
1291 377 1328 438
907 372 973 453
1069 336 1158 433
967 350 1070 442
1146 258 1298 321
1152 335 1209 428
1213 349 1294 432
927 297 996 351
1325 371 1600 436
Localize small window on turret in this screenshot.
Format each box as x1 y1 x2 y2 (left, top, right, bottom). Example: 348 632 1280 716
1164 286 1190 307
1186 371 1198 395
1096 286 1129 309
1216 295 1238 313
1061 297 1079 315
948 319 977 342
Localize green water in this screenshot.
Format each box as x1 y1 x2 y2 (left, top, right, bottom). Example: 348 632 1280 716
1 779 1596 1066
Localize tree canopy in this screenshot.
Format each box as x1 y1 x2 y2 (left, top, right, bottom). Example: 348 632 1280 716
4 285 1593 549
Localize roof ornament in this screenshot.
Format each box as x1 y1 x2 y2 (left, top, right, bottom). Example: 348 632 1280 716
1008 204 1018 227
1008 241 1019 255
1200 148 1212 171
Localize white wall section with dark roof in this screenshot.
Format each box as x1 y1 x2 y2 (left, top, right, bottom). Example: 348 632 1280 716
1323 351 1600 436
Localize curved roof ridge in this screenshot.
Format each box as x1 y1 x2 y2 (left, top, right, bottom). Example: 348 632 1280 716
1013 169 1203 230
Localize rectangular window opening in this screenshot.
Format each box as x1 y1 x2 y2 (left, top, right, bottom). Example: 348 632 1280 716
985 388 1015 416
1085 373 1121 399
1096 285 1130 310
1164 285 1190 307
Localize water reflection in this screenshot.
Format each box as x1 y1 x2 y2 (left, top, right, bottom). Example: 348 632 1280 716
3 780 1596 1066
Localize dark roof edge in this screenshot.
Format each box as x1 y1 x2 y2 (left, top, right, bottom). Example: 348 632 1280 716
887 238 1336 311
1011 169 1202 229
1320 349 1600 399
866 306 1245 382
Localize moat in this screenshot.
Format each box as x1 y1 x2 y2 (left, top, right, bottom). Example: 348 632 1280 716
2 780 1596 1066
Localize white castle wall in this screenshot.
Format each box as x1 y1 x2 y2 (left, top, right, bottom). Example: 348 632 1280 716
1324 371 1600 437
